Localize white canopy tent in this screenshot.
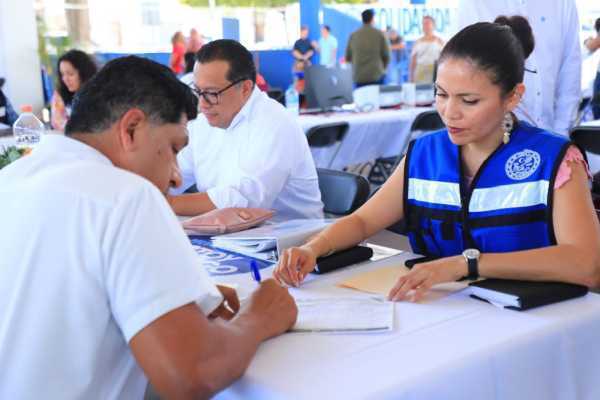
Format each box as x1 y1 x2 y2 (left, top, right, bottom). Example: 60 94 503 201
0 0 44 114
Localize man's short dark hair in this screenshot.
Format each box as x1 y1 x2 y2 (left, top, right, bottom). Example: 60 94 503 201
65 56 197 135
362 9 374 24
322 25 331 32
195 39 256 85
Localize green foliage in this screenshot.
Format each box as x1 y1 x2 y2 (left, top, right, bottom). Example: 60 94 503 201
181 0 295 6
0 147 26 170
37 15 72 77
179 0 367 6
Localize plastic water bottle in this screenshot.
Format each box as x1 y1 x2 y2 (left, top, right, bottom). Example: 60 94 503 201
285 79 300 115
13 105 44 149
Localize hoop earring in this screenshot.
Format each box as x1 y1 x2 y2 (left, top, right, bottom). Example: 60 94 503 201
502 112 514 144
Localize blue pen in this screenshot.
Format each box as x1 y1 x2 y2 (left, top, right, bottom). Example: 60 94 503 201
250 260 262 282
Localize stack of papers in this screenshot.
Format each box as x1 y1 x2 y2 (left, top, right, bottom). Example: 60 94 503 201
292 296 394 333
212 219 330 262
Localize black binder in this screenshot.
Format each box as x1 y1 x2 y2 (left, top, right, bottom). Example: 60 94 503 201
312 245 374 274
469 278 589 311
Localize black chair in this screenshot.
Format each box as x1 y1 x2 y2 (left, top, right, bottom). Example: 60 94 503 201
317 168 370 215
368 110 444 186
306 121 349 168
267 88 285 106
571 126 600 155
408 109 445 141
570 126 600 196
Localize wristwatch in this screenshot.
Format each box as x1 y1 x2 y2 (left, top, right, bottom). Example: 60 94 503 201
462 248 480 280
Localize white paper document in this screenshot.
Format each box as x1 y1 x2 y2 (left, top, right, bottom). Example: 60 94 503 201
291 296 394 333
365 243 403 261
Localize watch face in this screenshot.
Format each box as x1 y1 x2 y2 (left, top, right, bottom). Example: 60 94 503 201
463 248 480 259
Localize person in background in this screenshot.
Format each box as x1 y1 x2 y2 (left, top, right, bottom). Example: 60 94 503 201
170 31 186 75
410 15 444 84
292 25 314 67
169 39 323 219
387 27 406 64
457 0 581 136
0 78 18 126
183 28 204 83
345 9 391 87
179 52 197 86
255 72 268 92
312 25 338 68
253 53 269 92
584 17 600 119
387 27 406 84
187 28 204 54
50 49 97 131
274 22 600 300
0 55 297 399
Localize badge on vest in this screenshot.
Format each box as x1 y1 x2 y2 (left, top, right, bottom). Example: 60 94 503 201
505 149 541 180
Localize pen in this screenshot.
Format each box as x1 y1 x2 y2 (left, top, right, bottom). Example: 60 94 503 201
250 260 262 282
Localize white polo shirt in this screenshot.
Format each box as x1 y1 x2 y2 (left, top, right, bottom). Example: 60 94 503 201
0 135 223 399
172 87 324 220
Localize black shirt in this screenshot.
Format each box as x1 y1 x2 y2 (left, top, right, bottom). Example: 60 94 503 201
293 38 313 57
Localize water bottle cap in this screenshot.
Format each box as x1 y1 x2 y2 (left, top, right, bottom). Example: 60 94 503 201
20 105 33 113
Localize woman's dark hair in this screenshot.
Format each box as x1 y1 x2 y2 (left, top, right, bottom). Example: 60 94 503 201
184 52 196 74
439 21 533 95
65 56 197 135
595 17 600 33
494 15 535 58
196 39 256 84
56 49 98 106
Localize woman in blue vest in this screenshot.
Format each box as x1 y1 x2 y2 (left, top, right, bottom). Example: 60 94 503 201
274 21 600 300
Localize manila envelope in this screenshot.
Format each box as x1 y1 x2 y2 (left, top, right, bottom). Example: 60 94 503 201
338 265 467 303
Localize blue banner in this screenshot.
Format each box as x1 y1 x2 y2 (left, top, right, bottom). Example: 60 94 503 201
188 235 274 276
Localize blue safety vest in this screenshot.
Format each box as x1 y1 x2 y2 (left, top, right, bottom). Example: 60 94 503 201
404 122 571 257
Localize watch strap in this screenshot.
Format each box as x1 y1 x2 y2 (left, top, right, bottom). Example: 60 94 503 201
467 256 479 280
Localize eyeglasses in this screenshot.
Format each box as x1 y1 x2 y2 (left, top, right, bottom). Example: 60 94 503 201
190 77 247 106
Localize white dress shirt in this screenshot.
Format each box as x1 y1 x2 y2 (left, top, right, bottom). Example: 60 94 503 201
0 135 222 400
457 0 582 136
174 87 323 219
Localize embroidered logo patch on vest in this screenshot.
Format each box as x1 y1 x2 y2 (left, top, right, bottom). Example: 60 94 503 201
505 149 541 180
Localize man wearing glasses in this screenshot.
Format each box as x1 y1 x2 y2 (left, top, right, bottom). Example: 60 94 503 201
169 39 323 219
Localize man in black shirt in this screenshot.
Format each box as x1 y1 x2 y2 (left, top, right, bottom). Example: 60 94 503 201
292 25 314 66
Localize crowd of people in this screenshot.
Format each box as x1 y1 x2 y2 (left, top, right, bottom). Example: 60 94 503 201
1 5 600 400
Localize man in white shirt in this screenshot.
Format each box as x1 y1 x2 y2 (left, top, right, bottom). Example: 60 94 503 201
0 56 297 400
313 25 338 68
457 0 582 136
169 39 323 219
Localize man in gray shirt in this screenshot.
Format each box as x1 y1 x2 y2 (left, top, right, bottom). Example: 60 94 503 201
345 9 391 87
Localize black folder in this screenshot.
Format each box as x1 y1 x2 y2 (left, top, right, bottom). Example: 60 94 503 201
312 245 374 274
469 278 588 311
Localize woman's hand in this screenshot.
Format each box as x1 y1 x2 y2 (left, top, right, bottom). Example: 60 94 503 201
273 245 318 287
388 255 467 302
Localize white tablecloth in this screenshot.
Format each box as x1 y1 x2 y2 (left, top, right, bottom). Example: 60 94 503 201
213 231 600 400
299 107 434 170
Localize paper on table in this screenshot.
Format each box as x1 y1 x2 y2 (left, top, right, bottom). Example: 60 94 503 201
338 265 467 303
365 243 403 262
291 297 394 333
